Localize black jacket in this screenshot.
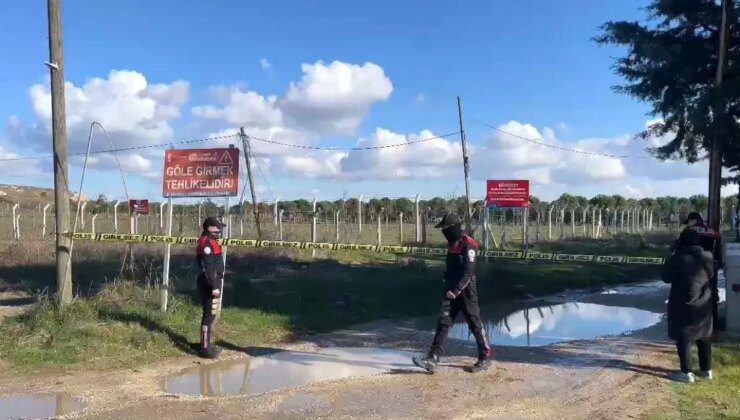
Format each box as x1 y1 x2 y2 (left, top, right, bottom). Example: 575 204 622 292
196 233 224 291
661 245 714 341
444 235 478 297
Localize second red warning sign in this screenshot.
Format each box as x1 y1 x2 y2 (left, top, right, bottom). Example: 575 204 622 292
162 148 240 198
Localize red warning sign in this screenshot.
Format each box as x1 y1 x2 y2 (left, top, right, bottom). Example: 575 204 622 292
162 148 240 198
485 180 530 208
129 199 149 215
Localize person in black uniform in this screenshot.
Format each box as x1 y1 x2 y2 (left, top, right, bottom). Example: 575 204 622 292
413 214 492 373
196 217 226 359
678 212 723 330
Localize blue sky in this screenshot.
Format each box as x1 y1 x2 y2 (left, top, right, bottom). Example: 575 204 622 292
0 0 720 202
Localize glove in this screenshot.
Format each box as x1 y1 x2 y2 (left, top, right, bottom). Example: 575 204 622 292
211 289 221 314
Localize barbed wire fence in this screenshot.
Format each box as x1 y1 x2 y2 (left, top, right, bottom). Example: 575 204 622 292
0 195 727 249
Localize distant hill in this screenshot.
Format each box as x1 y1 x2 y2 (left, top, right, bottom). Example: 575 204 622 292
0 184 88 205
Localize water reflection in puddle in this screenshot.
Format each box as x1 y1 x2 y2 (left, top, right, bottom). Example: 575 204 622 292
600 280 668 296
444 302 662 347
0 394 85 420
163 347 415 397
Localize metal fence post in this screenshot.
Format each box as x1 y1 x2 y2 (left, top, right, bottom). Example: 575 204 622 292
414 194 420 242
113 200 121 233
274 196 279 226
42 204 50 239
399 212 404 245
11 203 19 240
78 201 87 230
278 209 284 240
377 207 384 246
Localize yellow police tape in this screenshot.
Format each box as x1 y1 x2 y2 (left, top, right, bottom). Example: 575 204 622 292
70 232 666 265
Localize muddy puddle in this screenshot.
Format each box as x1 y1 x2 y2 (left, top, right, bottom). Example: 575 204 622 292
163 347 415 397
0 393 85 420
417 302 663 347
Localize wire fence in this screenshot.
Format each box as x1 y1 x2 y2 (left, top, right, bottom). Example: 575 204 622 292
0 198 718 249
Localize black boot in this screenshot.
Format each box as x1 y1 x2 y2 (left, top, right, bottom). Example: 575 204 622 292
467 358 491 373
467 330 492 373
412 353 439 373
198 324 221 359
198 346 221 359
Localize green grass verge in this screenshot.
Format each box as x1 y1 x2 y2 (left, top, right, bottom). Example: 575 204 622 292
0 282 289 371
646 340 740 420
673 341 740 419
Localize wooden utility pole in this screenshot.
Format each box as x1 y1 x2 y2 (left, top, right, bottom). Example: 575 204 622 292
239 127 262 239
709 0 731 231
457 96 473 232
47 0 72 304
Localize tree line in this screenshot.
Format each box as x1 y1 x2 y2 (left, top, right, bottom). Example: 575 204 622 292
77 193 739 225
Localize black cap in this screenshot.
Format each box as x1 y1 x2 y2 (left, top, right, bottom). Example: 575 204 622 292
202 216 225 231
683 211 703 225
435 213 462 229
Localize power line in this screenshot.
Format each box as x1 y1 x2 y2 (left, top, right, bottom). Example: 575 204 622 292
247 131 461 151
249 141 283 200
0 133 240 163
0 129 457 163
464 113 653 159
250 146 276 200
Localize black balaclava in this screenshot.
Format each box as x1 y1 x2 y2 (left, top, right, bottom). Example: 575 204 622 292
202 217 223 238
203 228 221 239
442 224 464 244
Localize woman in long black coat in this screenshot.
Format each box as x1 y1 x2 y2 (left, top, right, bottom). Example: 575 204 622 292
661 228 715 383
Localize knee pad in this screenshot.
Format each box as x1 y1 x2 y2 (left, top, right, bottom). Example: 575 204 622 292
211 297 221 314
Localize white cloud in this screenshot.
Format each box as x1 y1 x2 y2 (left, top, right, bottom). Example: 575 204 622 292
192 86 283 128
23 70 190 175
338 128 461 180
259 128 460 181
192 60 392 149
414 93 426 107
273 151 346 178
482 121 629 186
278 61 393 135
0 145 46 178
260 58 272 71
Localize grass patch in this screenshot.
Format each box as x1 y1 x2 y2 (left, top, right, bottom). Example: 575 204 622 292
672 341 740 419
0 282 289 371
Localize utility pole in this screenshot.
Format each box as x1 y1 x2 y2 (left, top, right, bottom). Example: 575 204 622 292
47 0 72 304
239 127 262 239
709 0 731 231
457 97 473 232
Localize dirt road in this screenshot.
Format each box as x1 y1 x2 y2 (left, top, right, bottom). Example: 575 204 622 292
0 284 679 419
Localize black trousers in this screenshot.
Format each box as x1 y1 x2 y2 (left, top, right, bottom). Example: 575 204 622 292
197 273 216 348
430 291 491 359
676 338 712 373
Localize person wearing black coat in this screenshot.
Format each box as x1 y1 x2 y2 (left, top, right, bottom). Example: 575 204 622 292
662 228 715 383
